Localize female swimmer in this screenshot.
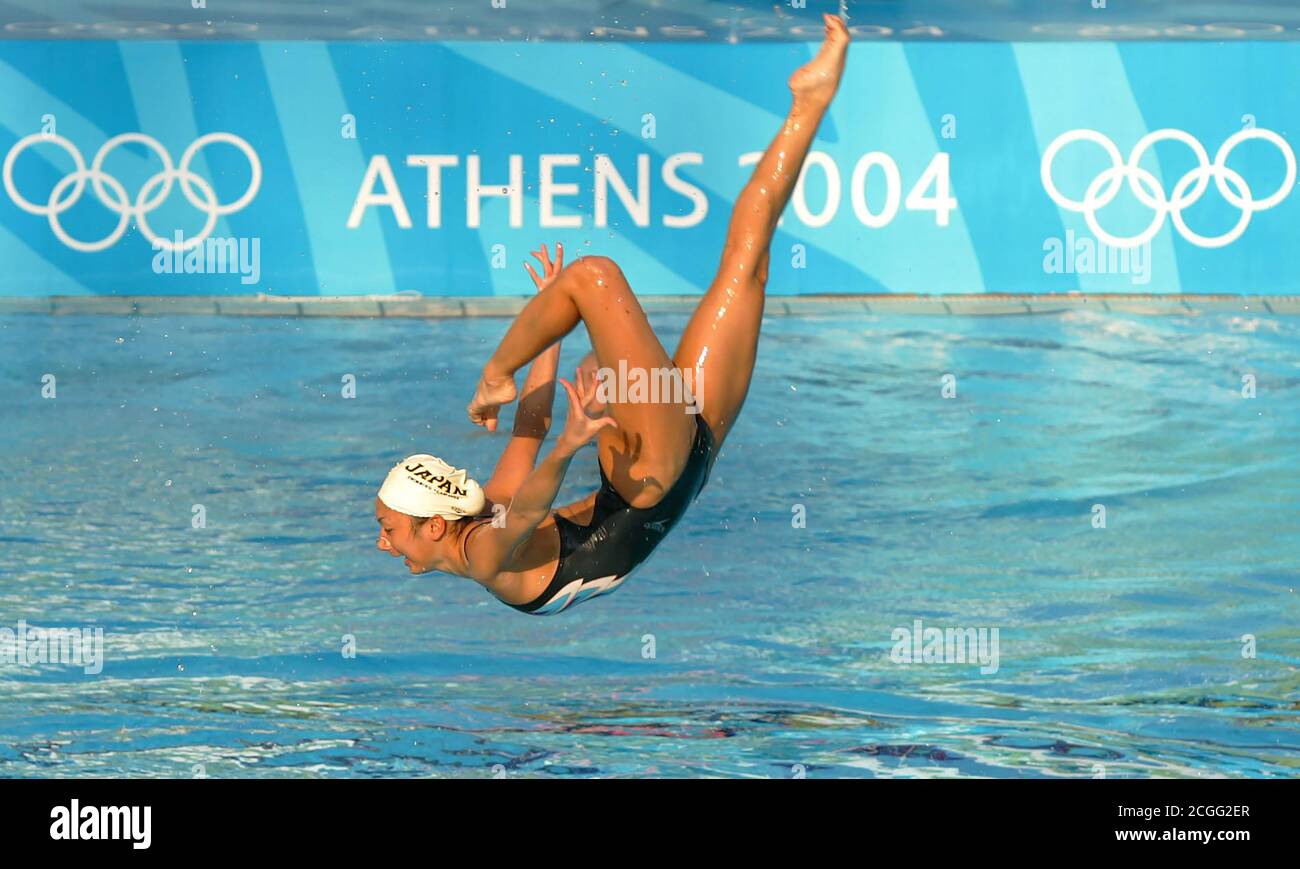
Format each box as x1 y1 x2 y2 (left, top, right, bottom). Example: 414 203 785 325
376 14 850 614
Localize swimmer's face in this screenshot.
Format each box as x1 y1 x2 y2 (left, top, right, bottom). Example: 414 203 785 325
374 498 457 575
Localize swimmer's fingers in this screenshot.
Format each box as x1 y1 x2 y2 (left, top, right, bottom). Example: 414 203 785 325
468 371 515 432
558 378 618 448
558 376 583 415
535 242 561 275
466 400 500 432
523 261 544 291
524 246 547 290
590 386 610 417
526 242 563 291
573 353 607 415
574 364 603 414
575 365 589 406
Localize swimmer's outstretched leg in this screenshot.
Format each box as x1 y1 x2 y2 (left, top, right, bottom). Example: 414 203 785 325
673 12 849 448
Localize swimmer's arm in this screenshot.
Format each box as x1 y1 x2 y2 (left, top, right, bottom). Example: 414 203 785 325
481 341 560 504
468 376 614 583
466 443 578 583
481 244 566 502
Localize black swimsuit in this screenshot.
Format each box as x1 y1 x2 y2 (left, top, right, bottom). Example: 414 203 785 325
503 413 717 615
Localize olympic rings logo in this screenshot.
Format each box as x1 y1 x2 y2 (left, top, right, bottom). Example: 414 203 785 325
1041 128 1295 249
3 132 261 252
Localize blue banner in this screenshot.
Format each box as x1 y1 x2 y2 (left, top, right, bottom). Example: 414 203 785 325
1 39 1297 296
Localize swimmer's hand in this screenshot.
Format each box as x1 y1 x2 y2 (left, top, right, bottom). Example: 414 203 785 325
555 368 617 455
468 370 517 432
575 352 608 418
524 242 564 291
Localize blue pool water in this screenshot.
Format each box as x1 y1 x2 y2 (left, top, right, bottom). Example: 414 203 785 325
0 309 1296 778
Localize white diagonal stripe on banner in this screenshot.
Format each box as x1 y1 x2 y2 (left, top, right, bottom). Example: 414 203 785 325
260 42 396 293
1015 42 1182 293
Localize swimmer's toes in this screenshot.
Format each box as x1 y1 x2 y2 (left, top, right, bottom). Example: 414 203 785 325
824 13 849 41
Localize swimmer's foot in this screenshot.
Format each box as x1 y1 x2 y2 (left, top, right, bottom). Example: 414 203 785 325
788 13 849 108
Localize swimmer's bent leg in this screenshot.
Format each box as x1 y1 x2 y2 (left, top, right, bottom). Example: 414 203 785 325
483 256 696 507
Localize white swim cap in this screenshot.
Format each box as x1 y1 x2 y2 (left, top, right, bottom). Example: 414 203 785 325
377 454 486 520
